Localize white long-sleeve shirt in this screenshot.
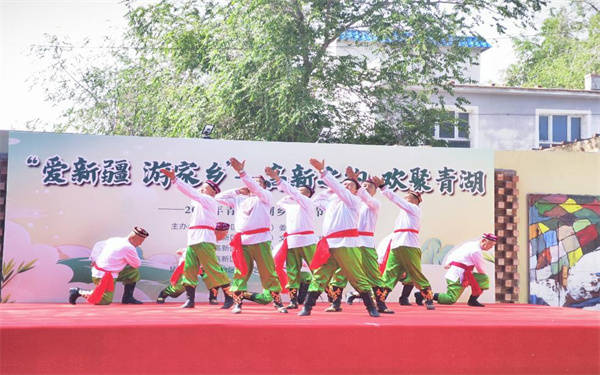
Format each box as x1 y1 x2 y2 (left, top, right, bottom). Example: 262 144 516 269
381 187 421 249
443 240 487 283
276 179 317 248
216 173 272 245
315 171 361 248
356 187 380 249
90 237 141 278
175 179 218 245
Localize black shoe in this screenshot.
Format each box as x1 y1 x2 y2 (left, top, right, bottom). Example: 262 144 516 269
359 292 380 317
425 299 435 310
122 283 143 304
270 291 288 313
373 287 394 314
433 293 439 301
298 291 319 317
468 295 485 307
208 287 219 305
156 289 168 304
414 292 424 306
181 286 195 308
420 288 435 310
221 285 234 309
232 291 243 314
324 304 342 312
69 288 81 304
325 286 343 311
297 282 309 305
287 288 299 309
298 306 312 316
346 291 360 305
399 284 414 305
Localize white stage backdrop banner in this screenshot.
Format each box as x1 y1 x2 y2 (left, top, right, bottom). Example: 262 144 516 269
2 131 495 303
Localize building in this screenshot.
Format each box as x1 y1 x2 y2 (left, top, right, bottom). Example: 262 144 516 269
334 30 600 150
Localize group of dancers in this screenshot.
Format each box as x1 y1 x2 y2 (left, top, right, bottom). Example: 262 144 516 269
69 157 497 317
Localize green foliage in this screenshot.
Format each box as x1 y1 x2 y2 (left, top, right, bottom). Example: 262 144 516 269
1 258 37 303
32 0 544 144
506 1 600 89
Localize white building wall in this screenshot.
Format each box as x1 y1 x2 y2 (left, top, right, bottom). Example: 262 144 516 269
445 88 600 150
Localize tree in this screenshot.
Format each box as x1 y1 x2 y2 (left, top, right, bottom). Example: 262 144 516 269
32 0 545 145
506 1 600 89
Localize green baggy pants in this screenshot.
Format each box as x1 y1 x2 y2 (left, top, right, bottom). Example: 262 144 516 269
180 242 230 289
330 247 386 289
285 245 316 289
382 246 431 291
231 241 281 293
437 273 489 304
308 247 372 294
91 265 140 305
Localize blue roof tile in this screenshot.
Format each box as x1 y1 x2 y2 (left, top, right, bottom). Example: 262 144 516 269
338 29 491 49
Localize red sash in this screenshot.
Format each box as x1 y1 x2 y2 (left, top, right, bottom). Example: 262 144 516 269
170 226 215 285
229 227 271 277
450 261 482 296
273 231 315 292
169 261 205 285
189 225 216 231
87 263 115 305
379 228 420 275
358 231 374 237
309 229 359 270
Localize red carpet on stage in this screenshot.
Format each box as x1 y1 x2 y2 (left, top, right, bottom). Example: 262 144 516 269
1 302 599 375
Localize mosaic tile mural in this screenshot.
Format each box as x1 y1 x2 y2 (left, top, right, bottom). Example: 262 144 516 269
528 194 600 308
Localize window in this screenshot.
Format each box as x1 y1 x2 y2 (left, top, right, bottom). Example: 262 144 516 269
434 111 470 148
538 115 583 148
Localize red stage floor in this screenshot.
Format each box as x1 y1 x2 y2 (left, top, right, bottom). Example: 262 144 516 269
1 302 599 375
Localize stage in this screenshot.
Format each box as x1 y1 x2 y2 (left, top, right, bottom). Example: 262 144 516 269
1 302 598 375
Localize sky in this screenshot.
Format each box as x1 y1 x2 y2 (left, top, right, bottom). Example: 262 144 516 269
0 0 565 131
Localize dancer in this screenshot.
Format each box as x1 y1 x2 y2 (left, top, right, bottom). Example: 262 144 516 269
216 157 287 314
328 168 394 313
430 233 496 307
157 222 232 307
299 159 380 317
265 166 317 309
155 169 233 309
371 175 436 310
69 227 148 305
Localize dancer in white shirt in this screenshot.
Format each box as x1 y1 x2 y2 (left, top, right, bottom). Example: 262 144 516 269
371 175 436 310
298 159 380 317
265 166 317 309
69 227 148 305
216 157 287 314
327 168 394 314
156 169 233 308
433 233 496 307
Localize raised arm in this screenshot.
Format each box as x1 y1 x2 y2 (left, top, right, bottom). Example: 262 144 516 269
321 171 357 207
240 173 271 204
380 187 419 216
277 179 311 209
357 187 380 211
230 157 271 204
174 180 214 208
161 168 213 209
215 188 238 208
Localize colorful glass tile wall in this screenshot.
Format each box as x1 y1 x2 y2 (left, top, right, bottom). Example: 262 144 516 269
528 194 600 308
